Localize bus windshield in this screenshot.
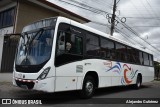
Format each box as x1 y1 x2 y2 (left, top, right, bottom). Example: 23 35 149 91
16 18 56 66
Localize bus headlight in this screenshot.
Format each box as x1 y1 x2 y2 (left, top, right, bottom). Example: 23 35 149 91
37 67 51 80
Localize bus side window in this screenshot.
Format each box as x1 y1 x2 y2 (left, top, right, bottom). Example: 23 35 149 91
57 30 83 55
86 33 100 57
55 30 83 66
66 33 83 55
57 31 65 55
139 51 143 65
115 43 126 61
127 47 135 63
143 52 149 66
100 37 115 60
149 55 153 66
74 36 83 54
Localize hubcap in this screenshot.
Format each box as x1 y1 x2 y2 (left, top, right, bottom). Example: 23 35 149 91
85 81 93 95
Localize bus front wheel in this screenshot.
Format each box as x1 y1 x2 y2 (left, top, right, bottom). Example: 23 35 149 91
79 76 95 99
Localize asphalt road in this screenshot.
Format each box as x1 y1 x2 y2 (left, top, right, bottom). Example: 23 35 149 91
0 81 160 107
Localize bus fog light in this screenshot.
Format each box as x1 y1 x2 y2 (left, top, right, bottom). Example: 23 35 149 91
37 67 51 80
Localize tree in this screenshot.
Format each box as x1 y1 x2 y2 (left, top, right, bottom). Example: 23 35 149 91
154 61 160 80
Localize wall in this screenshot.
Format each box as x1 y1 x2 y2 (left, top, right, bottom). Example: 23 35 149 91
0 27 14 72
15 1 59 33
0 1 59 72
0 36 4 71
0 2 16 72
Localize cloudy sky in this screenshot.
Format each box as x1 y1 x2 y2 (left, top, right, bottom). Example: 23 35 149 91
48 0 160 61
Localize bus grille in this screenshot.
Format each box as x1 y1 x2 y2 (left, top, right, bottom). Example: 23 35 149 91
15 65 43 73
16 80 35 89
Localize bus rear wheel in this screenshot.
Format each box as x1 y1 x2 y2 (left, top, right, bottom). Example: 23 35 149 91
134 75 142 89
79 76 95 99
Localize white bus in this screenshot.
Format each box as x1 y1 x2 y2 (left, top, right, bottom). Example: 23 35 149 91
13 17 154 98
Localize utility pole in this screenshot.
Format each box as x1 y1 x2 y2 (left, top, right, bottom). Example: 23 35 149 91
110 0 117 36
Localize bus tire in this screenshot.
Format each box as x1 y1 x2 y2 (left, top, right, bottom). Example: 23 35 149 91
134 75 142 89
79 76 95 99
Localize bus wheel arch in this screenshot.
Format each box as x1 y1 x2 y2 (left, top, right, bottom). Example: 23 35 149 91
84 71 99 88
134 73 142 89
79 71 99 99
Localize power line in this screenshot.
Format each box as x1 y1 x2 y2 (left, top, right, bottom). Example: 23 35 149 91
118 20 160 53
129 0 153 38
58 0 110 15
117 0 160 55
92 0 113 8
115 27 145 47
58 0 160 55
92 21 140 45
58 0 104 15
130 0 146 18
139 0 154 18
68 0 105 13
78 0 113 8
144 0 160 37
115 27 160 55
115 28 137 45
120 17 160 20
130 26 160 28
91 21 110 29
145 0 159 18
92 21 160 55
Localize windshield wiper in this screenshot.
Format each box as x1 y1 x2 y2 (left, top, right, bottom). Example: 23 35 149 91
22 28 44 64
28 28 44 47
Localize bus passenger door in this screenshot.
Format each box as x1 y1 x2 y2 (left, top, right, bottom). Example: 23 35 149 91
55 25 84 91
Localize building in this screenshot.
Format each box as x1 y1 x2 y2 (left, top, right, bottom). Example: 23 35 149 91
0 0 90 73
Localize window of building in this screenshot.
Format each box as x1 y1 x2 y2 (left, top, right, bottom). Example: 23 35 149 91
0 8 15 28
86 33 100 57
100 38 115 59
143 52 149 66
115 43 126 61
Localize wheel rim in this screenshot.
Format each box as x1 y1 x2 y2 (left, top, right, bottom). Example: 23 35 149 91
85 81 93 95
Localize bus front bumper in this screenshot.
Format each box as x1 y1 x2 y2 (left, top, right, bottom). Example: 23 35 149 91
13 77 55 92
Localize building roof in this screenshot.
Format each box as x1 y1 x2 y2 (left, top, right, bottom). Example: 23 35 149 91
33 0 90 23
0 0 90 23
0 0 15 7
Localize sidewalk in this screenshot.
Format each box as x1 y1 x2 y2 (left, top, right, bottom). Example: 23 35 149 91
0 73 12 82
